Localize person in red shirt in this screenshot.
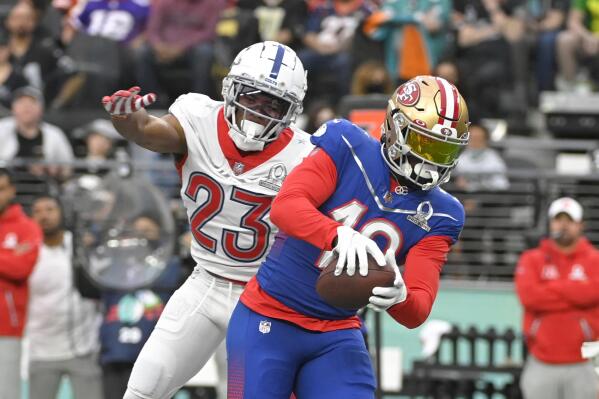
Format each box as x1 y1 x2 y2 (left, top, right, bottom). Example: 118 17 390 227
0 167 42 399
515 197 599 399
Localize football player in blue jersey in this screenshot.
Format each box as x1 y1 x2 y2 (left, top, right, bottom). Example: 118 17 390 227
226 75 470 398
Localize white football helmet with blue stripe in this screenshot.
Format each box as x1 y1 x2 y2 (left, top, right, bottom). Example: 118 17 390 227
222 41 307 151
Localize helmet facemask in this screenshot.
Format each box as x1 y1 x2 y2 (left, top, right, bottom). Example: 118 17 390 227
223 77 301 152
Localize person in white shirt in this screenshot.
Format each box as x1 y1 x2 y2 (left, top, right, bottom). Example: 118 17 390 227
0 86 74 180
27 194 102 399
453 122 509 192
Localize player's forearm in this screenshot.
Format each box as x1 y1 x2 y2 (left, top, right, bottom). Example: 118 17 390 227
387 236 449 328
387 289 434 329
111 110 152 144
103 88 184 154
271 148 340 250
271 194 340 250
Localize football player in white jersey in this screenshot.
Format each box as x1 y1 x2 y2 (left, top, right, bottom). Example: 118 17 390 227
102 41 313 399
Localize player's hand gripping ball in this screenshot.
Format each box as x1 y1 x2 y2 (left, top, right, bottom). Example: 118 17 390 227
316 251 396 310
332 225 386 276
368 248 407 311
102 86 156 117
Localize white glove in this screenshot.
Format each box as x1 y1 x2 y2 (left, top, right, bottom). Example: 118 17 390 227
102 86 156 116
368 248 407 311
333 226 386 277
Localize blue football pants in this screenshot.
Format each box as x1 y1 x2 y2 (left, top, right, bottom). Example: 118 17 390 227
227 302 376 399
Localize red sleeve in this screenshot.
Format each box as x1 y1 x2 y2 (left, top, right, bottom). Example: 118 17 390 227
514 251 572 313
0 221 42 282
387 235 451 329
545 251 599 308
270 148 342 250
547 280 599 308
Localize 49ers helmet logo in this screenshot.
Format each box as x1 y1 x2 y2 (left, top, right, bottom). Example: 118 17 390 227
440 127 453 136
396 82 420 107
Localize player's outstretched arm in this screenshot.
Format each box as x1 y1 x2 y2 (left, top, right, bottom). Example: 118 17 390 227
102 86 186 154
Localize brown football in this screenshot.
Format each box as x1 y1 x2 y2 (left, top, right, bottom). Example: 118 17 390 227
316 253 395 310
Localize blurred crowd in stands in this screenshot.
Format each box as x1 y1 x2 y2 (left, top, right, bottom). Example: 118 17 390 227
0 0 595 173
0 0 596 183
0 0 596 184
0 0 596 116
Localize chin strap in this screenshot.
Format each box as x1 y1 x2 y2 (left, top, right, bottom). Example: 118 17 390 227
228 121 265 151
413 162 439 186
397 157 440 191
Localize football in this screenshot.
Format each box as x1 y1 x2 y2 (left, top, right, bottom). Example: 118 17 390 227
316 253 396 310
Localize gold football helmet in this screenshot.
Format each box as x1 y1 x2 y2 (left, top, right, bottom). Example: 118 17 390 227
381 75 470 190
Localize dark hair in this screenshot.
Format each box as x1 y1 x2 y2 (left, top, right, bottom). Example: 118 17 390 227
305 100 336 133
32 193 63 210
31 194 66 229
469 122 490 141
0 167 14 185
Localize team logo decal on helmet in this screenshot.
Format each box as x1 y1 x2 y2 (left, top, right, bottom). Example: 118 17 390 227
396 81 421 107
439 127 454 136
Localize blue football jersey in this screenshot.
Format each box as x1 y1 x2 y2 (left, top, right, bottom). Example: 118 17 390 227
255 119 465 320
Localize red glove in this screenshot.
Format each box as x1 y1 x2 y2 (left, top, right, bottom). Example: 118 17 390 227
102 86 156 116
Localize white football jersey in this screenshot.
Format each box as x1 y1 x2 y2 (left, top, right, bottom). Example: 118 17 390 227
169 93 314 282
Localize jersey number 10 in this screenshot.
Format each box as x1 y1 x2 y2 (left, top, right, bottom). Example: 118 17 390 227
319 200 403 267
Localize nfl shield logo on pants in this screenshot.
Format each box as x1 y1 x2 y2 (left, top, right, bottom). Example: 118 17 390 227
259 320 271 334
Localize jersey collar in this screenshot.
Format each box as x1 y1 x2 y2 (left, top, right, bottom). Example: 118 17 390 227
217 107 293 174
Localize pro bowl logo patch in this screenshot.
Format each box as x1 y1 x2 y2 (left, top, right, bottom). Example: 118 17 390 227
396 82 420 107
259 163 287 192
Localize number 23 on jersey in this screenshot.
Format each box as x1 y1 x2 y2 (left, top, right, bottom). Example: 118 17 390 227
185 172 273 263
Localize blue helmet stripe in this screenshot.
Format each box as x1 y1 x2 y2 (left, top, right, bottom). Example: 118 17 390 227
269 45 285 79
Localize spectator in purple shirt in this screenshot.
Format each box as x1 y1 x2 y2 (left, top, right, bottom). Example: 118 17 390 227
69 0 150 46
135 0 227 102
64 0 151 90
